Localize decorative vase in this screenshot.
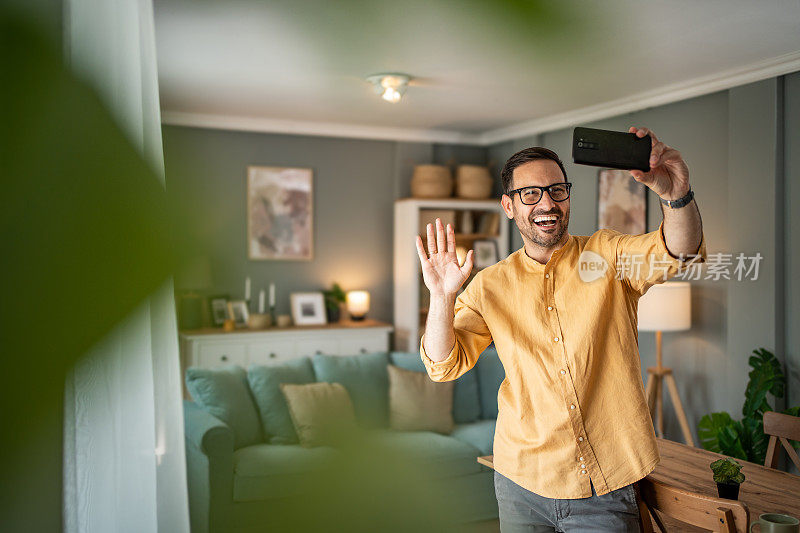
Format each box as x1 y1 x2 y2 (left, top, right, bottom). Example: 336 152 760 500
716 481 740 500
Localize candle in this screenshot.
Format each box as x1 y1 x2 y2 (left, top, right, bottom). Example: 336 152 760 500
245 277 251 301
269 283 275 308
258 289 265 314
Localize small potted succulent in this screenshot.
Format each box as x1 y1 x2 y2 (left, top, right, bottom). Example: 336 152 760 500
710 457 745 500
323 282 346 323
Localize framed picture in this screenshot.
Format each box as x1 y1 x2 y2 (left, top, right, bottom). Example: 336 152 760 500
290 292 327 326
598 169 647 234
247 166 313 261
208 296 230 327
227 300 249 328
473 239 499 269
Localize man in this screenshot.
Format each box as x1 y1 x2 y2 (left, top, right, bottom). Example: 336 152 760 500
415 126 706 532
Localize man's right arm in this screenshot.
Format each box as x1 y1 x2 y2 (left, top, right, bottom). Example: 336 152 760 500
421 292 457 363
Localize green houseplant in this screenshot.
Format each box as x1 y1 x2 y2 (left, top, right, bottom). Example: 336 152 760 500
323 282 346 323
710 457 745 499
698 348 800 466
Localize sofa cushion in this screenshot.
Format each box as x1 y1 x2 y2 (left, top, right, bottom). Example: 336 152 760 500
450 419 496 456
280 382 359 448
233 443 339 502
312 352 389 429
247 358 315 444
475 345 505 419
362 429 484 479
185 365 262 449
387 364 454 434
390 351 481 424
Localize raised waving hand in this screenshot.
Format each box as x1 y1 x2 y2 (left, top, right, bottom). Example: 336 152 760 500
415 217 474 297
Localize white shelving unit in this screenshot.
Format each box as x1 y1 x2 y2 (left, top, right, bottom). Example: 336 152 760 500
393 198 510 352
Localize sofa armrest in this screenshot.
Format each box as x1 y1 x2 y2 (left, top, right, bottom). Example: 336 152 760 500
183 400 235 533
184 400 233 456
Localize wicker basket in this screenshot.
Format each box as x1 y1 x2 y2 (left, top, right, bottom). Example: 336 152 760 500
411 164 453 198
455 165 493 199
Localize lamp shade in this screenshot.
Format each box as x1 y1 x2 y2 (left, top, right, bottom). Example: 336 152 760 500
346 290 370 319
637 281 691 332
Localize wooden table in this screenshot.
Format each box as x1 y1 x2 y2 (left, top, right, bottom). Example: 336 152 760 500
478 438 800 529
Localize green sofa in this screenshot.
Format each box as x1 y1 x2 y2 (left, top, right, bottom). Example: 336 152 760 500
183 346 505 533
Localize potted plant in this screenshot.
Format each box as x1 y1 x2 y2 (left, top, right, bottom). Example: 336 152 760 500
710 457 745 500
323 282 346 323
698 348 800 464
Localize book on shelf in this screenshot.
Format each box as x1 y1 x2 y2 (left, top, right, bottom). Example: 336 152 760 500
476 212 500 235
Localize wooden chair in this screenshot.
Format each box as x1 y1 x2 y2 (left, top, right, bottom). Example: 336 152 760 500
763 411 800 472
634 477 749 532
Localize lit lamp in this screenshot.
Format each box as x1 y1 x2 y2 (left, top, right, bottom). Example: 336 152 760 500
346 290 370 321
637 281 694 446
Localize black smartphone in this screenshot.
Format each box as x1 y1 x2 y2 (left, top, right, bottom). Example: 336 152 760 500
572 127 652 172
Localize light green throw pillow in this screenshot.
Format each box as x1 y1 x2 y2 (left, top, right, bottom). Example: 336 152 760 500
185 365 262 449
280 382 360 448
387 364 454 434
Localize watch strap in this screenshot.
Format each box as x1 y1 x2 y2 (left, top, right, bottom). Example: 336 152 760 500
660 188 694 209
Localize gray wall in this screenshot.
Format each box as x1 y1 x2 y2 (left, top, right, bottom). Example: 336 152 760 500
162 127 487 323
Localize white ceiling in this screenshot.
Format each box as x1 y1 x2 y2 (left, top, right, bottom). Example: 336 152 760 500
154 0 800 145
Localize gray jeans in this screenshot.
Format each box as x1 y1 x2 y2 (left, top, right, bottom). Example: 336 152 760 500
493 470 642 532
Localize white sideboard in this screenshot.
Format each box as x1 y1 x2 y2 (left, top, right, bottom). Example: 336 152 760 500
180 319 394 371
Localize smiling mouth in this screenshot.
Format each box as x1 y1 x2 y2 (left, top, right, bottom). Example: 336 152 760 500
532 214 560 228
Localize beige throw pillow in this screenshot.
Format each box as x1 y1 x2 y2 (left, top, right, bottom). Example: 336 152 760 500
279 382 359 448
388 364 455 434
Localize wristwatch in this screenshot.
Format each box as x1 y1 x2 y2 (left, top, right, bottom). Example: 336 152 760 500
660 188 694 209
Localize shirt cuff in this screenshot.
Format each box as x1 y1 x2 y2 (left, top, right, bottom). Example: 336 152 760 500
419 333 459 370
658 220 707 264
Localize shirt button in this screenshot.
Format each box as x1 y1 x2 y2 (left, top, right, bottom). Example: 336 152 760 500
581 464 586 468
579 437 584 442
581 470 587 474
560 369 566 375
545 274 550 279
547 306 553 311
570 404 576 409
579 457 584 461
554 337 559 342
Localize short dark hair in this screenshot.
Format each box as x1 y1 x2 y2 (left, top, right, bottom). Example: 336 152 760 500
500 147 568 195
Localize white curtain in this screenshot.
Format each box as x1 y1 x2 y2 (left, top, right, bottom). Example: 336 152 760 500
62 0 190 532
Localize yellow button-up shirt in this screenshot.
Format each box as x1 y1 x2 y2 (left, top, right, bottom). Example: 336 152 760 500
420 220 707 498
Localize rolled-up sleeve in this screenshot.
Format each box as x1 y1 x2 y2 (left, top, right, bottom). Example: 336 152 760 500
613 219 707 296
419 277 492 382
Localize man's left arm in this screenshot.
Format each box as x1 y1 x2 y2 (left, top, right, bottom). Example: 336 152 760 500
628 126 703 260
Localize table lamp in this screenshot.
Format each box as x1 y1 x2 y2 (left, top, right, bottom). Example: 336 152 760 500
637 281 695 446
346 290 370 321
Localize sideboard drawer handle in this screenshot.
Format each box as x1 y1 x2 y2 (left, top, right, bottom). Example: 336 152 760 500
221 355 228 362
315 350 322 355
269 352 276 358
360 348 367 354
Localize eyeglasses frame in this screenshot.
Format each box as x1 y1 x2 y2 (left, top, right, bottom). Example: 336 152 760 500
506 182 573 205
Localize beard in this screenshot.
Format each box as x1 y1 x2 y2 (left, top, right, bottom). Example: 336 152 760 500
514 205 570 248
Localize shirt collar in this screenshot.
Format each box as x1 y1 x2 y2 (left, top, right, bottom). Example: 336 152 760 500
517 234 574 271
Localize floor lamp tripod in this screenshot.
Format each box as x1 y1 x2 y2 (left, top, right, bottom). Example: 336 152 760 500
638 281 695 446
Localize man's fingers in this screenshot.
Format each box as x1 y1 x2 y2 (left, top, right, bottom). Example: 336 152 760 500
446 222 456 255
436 218 446 255
650 141 666 167
460 249 474 277
415 235 430 264
630 125 659 145
426 222 436 255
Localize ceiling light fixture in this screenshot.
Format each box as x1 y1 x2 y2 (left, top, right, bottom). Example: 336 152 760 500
366 73 411 103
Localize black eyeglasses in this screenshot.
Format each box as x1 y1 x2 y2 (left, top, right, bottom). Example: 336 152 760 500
507 182 572 205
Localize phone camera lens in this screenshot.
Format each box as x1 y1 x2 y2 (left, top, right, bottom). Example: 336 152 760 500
578 142 583 147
